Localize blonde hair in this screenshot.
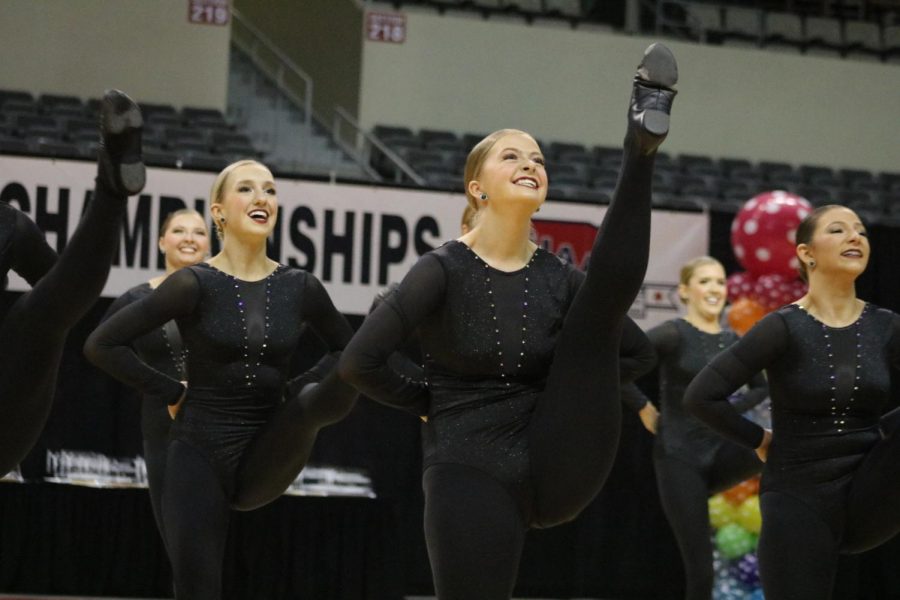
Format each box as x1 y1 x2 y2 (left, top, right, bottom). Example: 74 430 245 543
209 159 268 240
463 129 536 211
159 208 206 240
678 256 724 304
460 204 479 233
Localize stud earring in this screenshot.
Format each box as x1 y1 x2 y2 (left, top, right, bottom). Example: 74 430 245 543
809 260 816 268
480 193 488 201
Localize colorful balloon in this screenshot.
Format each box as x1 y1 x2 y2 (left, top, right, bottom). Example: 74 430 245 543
727 297 767 336
731 191 813 277
714 575 747 600
737 496 762 534
732 552 761 587
709 494 738 529
723 478 759 506
752 273 807 311
716 523 758 559
726 271 757 304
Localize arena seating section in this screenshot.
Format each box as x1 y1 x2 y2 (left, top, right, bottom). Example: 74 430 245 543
370 124 900 222
0 89 262 172
386 0 900 63
3 83 898 224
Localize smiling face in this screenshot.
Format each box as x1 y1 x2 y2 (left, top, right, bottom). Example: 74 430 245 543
680 260 727 321
211 161 278 241
159 211 209 271
465 130 547 216
797 205 869 282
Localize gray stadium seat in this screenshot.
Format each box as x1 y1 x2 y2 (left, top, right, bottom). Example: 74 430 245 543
0 134 29 155
764 12 804 54
38 94 82 109
144 149 181 168
721 7 762 48
181 151 228 171
684 3 723 41
544 0 581 18
420 128 458 145
885 25 900 63
840 168 875 187
425 138 462 152
592 145 621 164
31 138 81 160
461 133 489 152
844 21 883 61
805 17 844 57
799 165 835 183
548 141 586 160
374 125 415 140
0 90 34 105
795 184 835 206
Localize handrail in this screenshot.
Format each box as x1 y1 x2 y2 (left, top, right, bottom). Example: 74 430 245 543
333 106 426 186
230 7 314 158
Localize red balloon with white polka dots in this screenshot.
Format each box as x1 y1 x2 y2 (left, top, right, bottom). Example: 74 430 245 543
730 191 814 278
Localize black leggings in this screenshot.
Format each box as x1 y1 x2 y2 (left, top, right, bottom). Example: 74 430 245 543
426 143 655 599
0 183 125 475
528 145 655 526
655 447 762 600
162 370 356 598
142 407 172 542
758 427 900 600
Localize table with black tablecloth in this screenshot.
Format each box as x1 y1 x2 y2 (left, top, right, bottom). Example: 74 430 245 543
0 482 402 600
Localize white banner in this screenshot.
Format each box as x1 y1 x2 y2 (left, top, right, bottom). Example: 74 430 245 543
0 156 707 326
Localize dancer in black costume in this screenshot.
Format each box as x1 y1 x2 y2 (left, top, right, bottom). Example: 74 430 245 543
85 159 358 599
340 43 678 599
622 256 766 600
101 209 210 540
372 205 656 413
0 90 145 476
686 205 900 599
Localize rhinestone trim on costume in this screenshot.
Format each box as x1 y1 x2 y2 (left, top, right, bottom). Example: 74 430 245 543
224 266 279 387
463 245 537 387
797 303 867 433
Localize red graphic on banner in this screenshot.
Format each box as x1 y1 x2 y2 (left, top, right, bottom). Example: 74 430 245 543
188 0 229 26
366 12 407 43
534 218 678 319
533 219 598 270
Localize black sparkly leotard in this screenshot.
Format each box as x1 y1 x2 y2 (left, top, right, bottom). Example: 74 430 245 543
87 263 352 495
102 283 186 539
86 262 356 599
686 303 900 599
624 318 767 600
628 319 768 464
341 138 658 599
374 243 657 497
0 182 126 476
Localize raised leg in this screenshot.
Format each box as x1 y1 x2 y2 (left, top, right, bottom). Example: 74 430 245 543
0 90 144 475
231 356 358 510
528 43 678 527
